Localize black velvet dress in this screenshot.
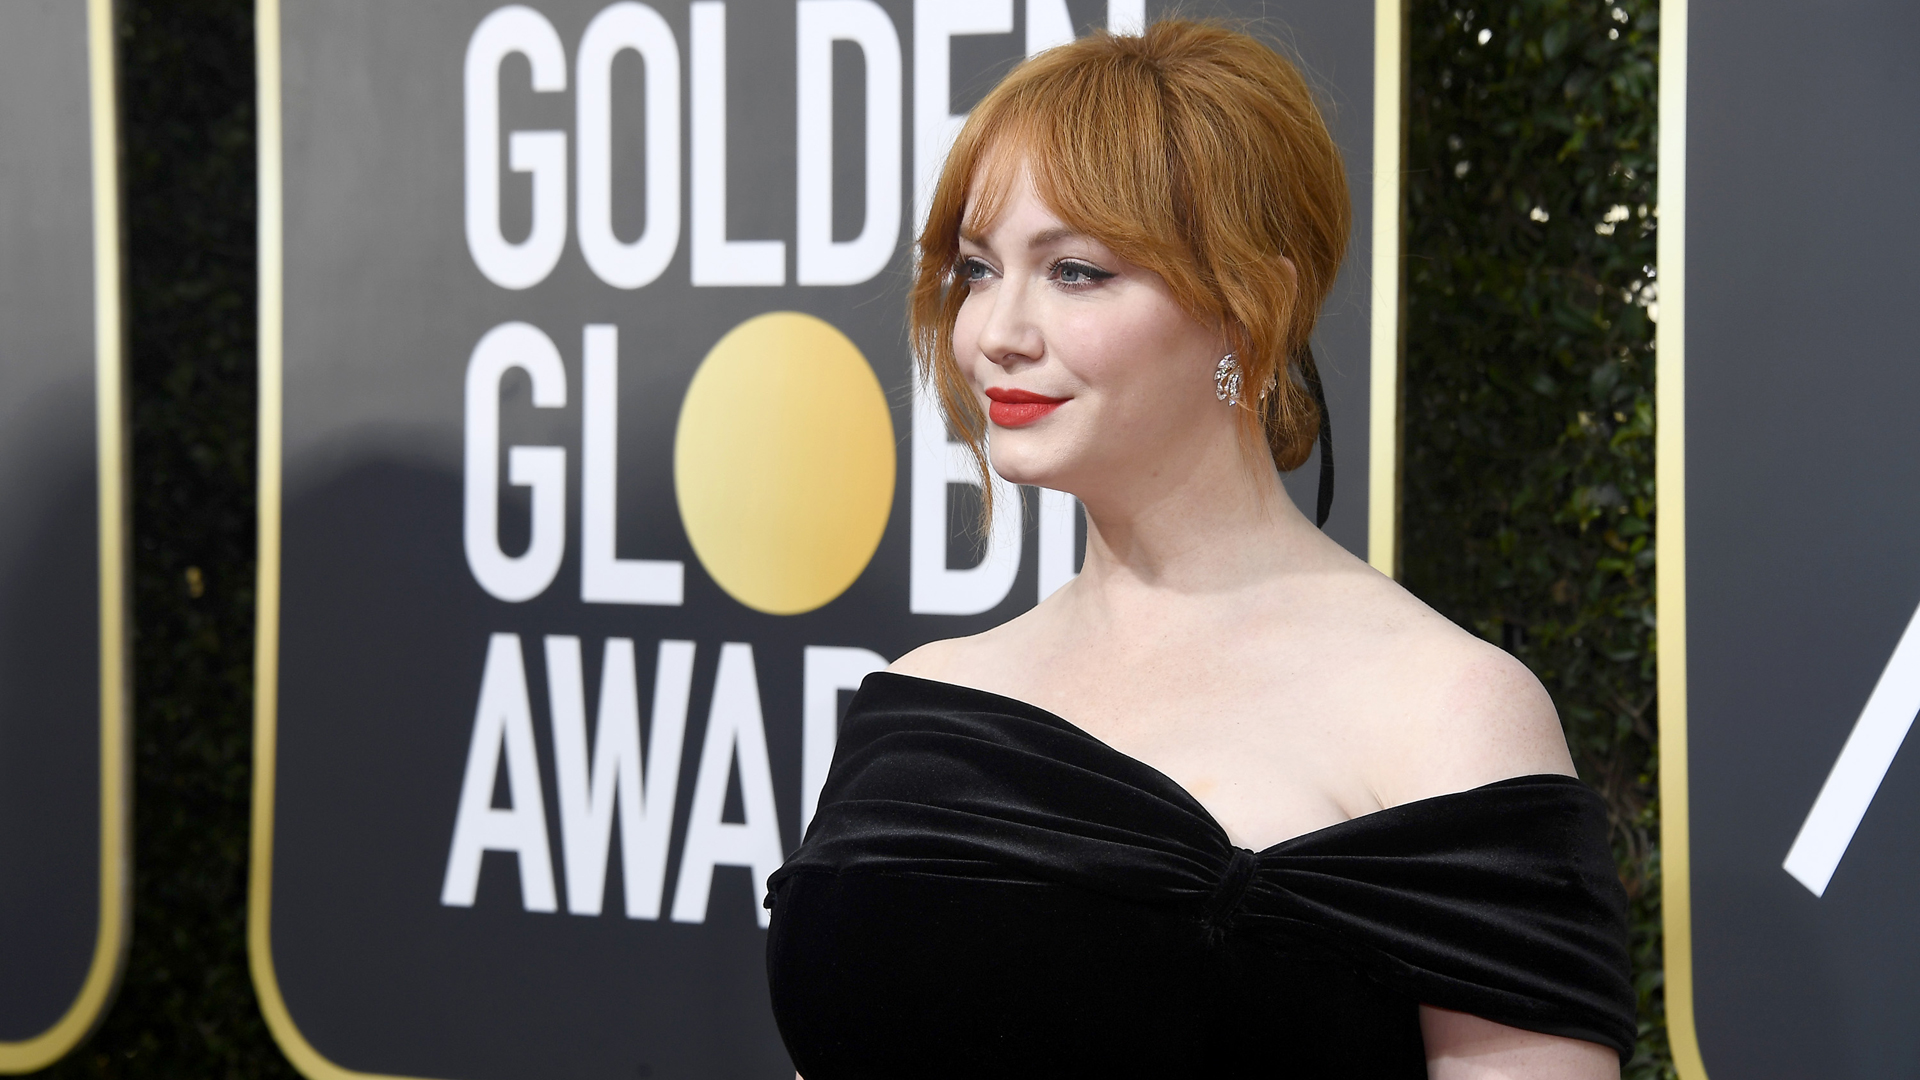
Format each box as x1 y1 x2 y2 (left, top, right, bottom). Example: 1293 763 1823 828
766 673 1636 1078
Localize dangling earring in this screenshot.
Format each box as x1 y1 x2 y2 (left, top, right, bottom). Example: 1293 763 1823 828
1213 353 1244 406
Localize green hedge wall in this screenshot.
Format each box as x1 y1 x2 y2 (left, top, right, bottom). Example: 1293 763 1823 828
34 0 1667 1075
1401 0 1667 1075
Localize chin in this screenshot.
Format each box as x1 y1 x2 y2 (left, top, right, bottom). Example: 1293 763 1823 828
987 441 1074 491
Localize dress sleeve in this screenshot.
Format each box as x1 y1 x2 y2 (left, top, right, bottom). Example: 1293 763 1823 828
1244 775 1638 1060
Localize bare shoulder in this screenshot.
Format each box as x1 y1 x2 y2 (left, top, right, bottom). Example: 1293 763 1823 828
887 604 1051 689
887 634 973 682
1342 577 1576 809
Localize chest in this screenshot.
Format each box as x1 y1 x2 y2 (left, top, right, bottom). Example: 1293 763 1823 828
976 631 1389 848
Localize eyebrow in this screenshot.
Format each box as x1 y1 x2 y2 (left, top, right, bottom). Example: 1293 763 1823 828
957 225 1090 252
1024 226 1083 248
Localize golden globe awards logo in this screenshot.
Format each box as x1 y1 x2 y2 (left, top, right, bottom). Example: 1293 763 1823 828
439 0 1126 930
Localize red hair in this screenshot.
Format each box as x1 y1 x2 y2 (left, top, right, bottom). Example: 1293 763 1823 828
909 19 1352 521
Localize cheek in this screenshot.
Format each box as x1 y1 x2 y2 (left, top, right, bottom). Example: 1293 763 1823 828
948 308 995 389
1060 307 1207 400
951 298 985 362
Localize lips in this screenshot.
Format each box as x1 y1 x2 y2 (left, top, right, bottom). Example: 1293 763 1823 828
984 387 1068 428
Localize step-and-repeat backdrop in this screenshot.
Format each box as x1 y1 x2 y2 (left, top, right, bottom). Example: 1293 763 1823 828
254 2 1390 1077
1664 0 1920 1076
0 0 128 1074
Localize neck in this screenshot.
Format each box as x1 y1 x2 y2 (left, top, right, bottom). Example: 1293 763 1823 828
1069 433 1323 600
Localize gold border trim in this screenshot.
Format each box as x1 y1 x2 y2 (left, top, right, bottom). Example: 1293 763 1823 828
245 3 431 1077
1655 0 1708 1075
1367 0 1407 577
0 0 133 1069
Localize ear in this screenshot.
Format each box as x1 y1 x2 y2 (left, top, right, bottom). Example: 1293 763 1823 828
1274 254 1300 292
1268 252 1303 359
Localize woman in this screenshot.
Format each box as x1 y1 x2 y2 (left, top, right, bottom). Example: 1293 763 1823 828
766 20 1634 1078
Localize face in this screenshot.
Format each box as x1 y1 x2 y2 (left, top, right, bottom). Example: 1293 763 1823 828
952 160 1234 502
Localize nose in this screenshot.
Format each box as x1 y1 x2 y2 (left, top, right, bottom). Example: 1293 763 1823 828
973 277 1045 370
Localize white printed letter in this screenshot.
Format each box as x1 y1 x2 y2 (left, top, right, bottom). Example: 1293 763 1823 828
909 381 1021 614
796 0 902 285
671 643 785 927
547 636 695 918
801 645 887 834
1025 0 1074 54
908 0 1022 614
442 633 559 912
1037 488 1080 601
577 2 681 288
581 325 685 604
911 0 1012 229
464 322 567 602
1027 0 1143 57
1784 598 1920 896
690 2 786 285
465 5 568 289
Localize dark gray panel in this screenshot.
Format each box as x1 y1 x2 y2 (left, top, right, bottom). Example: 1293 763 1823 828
270 3 1375 1076
0 0 106 1045
1686 0 1920 1074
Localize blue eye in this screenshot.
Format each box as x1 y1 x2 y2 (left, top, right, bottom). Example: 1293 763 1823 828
1053 259 1114 286
959 257 992 282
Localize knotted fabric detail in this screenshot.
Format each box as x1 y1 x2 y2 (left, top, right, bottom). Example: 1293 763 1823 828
1204 846 1260 941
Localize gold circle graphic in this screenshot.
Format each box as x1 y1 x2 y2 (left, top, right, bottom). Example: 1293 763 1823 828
674 312 896 615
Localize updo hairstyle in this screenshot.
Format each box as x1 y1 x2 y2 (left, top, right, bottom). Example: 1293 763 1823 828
909 19 1353 515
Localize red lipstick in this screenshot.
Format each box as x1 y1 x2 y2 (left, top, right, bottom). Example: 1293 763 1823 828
983 387 1069 428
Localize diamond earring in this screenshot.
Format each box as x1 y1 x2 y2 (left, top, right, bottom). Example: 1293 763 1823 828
1214 353 1244 406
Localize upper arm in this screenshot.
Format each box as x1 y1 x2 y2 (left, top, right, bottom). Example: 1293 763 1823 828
1394 635 1606 1075
1420 1006 1618 1079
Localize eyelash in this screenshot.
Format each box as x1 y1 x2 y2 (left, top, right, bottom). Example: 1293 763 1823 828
1051 259 1115 286
955 257 1115 288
